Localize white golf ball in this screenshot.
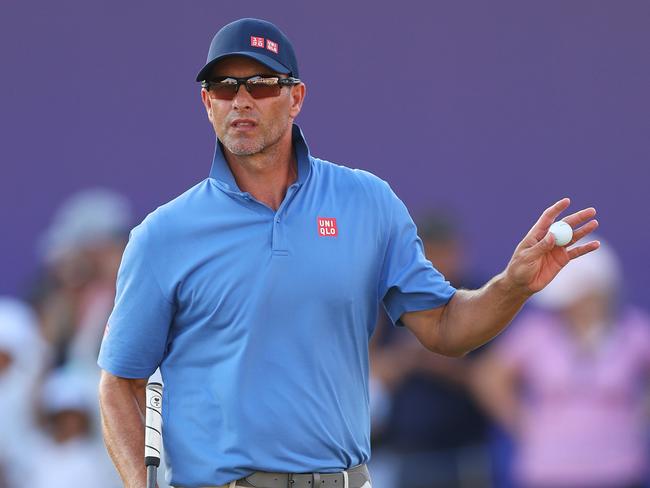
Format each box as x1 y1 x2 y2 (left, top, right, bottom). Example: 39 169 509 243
549 221 573 246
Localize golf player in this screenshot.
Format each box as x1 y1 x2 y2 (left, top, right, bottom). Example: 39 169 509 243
98 18 599 488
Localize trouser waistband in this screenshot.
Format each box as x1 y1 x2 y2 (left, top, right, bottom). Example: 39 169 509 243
175 464 370 488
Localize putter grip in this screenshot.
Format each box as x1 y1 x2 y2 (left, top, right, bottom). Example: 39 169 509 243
145 382 163 467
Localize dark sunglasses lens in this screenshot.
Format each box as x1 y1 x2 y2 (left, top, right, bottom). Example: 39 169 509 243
248 83 281 99
210 84 238 100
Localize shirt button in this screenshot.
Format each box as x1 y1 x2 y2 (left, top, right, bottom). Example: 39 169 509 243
275 218 281 223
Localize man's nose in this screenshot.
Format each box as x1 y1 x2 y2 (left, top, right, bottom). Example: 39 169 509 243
232 84 254 110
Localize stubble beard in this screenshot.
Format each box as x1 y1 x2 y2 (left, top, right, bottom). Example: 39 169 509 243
222 119 289 157
223 134 265 156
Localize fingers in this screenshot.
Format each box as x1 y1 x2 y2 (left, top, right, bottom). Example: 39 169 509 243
567 219 599 246
562 207 597 228
528 198 571 241
527 218 598 260
568 240 600 260
527 231 556 257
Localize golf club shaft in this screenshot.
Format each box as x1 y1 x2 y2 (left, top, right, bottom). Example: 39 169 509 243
147 464 157 488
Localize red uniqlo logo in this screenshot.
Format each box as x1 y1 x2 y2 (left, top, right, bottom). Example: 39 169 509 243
317 217 338 237
250 36 265 48
266 39 279 54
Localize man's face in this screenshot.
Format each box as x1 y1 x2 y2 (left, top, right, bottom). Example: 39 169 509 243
200 56 305 156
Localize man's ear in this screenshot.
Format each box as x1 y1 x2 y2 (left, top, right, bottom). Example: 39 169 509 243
201 88 214 123
289 83 306 120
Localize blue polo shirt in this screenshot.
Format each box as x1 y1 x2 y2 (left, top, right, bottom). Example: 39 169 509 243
98 124 456 487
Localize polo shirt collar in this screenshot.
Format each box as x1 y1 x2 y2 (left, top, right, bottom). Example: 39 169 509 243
209 124 312 191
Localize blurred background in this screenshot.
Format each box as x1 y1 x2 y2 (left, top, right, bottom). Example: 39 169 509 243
1 1 648 487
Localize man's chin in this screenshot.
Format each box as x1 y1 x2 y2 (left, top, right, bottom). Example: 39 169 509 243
223 138 265 156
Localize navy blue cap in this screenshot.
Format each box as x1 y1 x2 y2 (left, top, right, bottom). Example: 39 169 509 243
196 18 299 82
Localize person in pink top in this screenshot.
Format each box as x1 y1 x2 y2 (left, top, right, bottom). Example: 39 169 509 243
473 237 650 488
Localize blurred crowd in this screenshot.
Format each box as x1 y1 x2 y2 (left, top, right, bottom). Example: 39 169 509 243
1 189 649 488
368 213 650 488
0 189 132 488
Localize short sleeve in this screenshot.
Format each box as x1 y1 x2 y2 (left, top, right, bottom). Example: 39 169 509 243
379 184 456 326
97 222 174 378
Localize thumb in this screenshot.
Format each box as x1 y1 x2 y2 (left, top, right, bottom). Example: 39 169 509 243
529 232 555 257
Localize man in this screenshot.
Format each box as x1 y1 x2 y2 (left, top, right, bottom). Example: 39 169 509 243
98 18 599 488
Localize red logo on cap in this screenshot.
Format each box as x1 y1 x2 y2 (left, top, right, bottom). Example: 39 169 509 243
317 217 338 237
266 39 279 54
250 36 265 48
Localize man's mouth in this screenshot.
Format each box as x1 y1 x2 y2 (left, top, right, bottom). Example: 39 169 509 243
231 119 257 130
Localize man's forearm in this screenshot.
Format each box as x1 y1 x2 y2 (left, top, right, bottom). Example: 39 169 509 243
99 372 149 488
403 198 599 357
402 272 530 357
439 272 530 356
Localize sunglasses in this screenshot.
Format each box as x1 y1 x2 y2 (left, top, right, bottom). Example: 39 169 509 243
201 75 301 100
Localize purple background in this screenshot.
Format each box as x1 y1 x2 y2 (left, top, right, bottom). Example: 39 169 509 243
2 1 649 308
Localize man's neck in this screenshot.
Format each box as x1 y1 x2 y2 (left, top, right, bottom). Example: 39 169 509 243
224 130 297 211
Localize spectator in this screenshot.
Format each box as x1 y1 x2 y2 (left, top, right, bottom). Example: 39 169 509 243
27 368 120 488
22 188 141 486
473 237 650 488
370 211 490 488
32 188 132 373
0 298 48 488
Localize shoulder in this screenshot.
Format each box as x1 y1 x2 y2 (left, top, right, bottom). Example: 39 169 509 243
148 179 213 221
310 157 395 200
129 179 213 244
312 157 388 186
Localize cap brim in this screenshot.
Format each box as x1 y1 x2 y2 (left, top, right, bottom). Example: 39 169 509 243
196 51 291 82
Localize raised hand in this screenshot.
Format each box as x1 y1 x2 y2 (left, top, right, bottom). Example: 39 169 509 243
504 198 600 295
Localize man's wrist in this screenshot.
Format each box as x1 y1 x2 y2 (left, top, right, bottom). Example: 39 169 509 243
494 271 532 303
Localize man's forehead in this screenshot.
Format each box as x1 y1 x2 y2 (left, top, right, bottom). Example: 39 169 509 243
210 56 278 77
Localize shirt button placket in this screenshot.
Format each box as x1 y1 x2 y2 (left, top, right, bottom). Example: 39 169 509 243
272 214 288 255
